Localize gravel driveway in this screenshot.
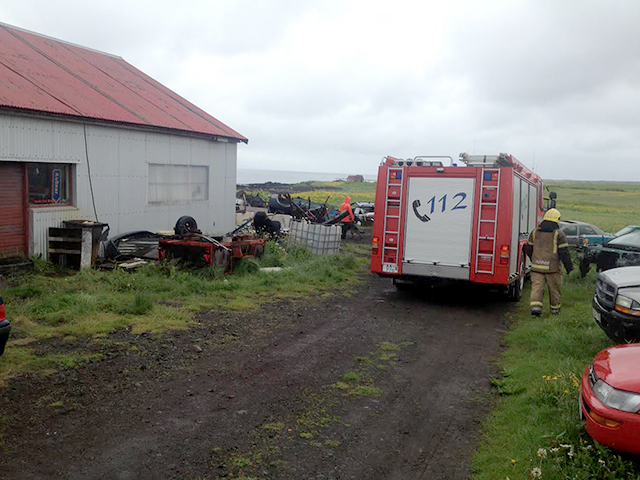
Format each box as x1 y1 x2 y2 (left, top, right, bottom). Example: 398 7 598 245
0 269 507 479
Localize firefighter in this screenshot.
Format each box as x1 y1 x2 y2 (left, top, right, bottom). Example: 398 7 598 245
524 208 573 316
340 196 355 239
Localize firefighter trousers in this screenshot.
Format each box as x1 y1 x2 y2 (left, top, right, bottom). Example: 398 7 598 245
530 272 562 312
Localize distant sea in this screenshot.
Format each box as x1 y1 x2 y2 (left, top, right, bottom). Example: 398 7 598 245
237 168 377 185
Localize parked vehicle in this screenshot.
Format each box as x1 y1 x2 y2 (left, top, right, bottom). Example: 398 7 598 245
353 202 374 225
0 295 11 357
580 343 640 455
592 231 640 273
579 225 640 249
559 220 606 247
578 226 640 277
371 153 548 300
613 225 640 238
592 266 640 342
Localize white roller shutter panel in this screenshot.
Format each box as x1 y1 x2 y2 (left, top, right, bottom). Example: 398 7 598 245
403 177 475 266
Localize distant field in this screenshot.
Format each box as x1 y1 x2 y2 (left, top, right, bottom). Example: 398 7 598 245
248 181 377 206
283 180 640 230
546 181 640 233
296 180 640 231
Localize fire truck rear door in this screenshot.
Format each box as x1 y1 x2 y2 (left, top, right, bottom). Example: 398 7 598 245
402 176 475 279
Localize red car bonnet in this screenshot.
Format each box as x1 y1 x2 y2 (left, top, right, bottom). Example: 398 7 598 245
593 344 640 393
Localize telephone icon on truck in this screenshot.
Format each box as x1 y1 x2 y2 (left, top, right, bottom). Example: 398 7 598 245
412 199 431 223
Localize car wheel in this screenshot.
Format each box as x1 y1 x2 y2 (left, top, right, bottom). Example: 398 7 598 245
601 320 630 344
509 254 526 302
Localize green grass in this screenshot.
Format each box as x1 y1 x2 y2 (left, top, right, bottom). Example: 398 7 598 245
262 422 285 432
244 180 377 208
307 180 376 193
0 240 367 382
473 271 640 479
293 189 375 206
473 180 640 479
342 371 361 383
547 181 640 233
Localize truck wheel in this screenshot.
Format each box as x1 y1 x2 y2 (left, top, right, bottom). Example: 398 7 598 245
509 255 526 302
393 277 411 291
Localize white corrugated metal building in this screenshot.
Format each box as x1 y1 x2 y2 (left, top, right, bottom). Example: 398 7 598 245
0 22 247 258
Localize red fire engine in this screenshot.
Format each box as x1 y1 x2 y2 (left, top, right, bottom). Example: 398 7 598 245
371 153 546 300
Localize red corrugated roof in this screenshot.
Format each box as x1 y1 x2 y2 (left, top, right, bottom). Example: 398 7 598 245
0 23 247 142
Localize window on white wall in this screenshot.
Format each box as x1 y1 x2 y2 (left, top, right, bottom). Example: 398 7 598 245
28 163 72 205
148 164 209 204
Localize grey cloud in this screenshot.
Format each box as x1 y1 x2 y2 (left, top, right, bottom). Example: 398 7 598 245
0 0 639 181
449 2 640 106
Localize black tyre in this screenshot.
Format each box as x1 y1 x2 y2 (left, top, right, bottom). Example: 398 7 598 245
393 277 411 291
509 254 526 302
174 216 198 236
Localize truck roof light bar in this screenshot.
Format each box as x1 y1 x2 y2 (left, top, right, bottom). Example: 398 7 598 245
459 152 513 167
393 157 445 167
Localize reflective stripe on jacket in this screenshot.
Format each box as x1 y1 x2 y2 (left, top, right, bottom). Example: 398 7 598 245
527 227 569 273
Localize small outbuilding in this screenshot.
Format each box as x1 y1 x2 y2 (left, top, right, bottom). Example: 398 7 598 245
0 22 247 258
346 175 364 183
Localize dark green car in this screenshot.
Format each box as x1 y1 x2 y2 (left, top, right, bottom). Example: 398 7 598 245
579 229 640 277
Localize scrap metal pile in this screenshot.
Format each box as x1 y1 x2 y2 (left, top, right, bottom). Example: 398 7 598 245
268 193 329 223
101 192 365 271
103 216 264 272
158 216 264 271
268 193 363 226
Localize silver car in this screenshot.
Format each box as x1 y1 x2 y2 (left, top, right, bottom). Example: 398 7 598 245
559 220 605 246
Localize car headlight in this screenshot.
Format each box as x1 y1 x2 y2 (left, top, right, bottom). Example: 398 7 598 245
614 294 640 316
592 376 640 413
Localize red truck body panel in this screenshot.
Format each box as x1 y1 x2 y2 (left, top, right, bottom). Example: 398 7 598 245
371 154 544 288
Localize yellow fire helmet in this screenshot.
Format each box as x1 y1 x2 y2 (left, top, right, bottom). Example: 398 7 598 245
543 208 561 223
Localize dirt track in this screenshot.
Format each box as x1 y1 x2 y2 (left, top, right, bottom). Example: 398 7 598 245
0 267 508 479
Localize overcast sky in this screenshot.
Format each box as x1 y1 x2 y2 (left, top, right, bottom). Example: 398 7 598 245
1 0 639 180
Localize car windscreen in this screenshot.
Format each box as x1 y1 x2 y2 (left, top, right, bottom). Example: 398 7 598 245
608 231 640 248
581 225 600 235
615 226 636 237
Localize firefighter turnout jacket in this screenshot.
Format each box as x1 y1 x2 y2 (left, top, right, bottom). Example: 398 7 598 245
524 221 573 274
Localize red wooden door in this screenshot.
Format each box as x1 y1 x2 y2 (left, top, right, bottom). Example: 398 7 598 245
0 162 26 256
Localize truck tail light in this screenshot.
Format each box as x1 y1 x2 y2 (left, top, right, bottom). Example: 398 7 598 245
500 245 509 264
372 236 379 253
